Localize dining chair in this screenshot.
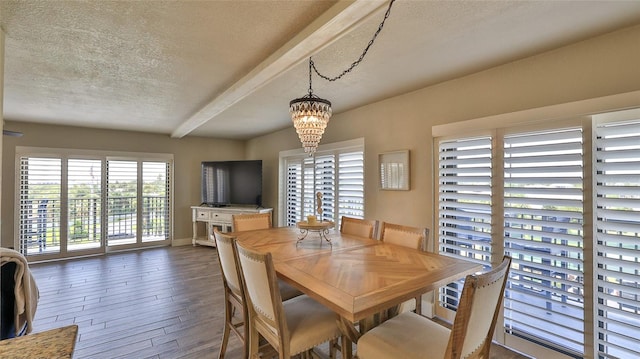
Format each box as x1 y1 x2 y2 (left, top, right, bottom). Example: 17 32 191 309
232 212 272 232
212 229 246 359
234 240 343 359
379 222 430 315
212 229 302 359
356 256 512 359
339 216 378 239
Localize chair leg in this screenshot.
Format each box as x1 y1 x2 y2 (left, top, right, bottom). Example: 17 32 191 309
329 338 337 359
218 300 232 359
341 335 353 359
248 324 260 359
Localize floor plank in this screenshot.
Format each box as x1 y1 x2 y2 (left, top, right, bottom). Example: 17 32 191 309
28 245 529 358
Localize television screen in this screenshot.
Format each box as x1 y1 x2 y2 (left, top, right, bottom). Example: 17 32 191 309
201 160 262 207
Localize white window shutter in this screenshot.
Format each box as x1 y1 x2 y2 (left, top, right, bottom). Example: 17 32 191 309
282 143 364 227
503 127 585 356
437 136 493 309
594 120 640 359
18 157 62 255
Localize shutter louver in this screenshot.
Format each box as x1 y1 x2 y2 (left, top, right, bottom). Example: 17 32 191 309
437 137 493 309
503 127 585 356
19 157 62 255
285 160 303 226
282 142 364 227
594 120 640 359
338 151 365 221
142 161 170 242
303 157 315 218
315 154 335 221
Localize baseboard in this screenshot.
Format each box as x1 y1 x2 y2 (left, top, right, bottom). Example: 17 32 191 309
172 237 192 246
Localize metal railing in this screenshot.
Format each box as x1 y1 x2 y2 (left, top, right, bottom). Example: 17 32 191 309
20 196 169 253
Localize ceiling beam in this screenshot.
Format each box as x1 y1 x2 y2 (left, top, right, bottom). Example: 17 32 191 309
170 0 387 138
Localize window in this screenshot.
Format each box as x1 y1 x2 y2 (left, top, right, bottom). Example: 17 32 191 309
503 128 585 355
68 159 102 251
437 136 493 312
107 160 138 246
594 118 640 359
18 157 62 255
435 109 640 359
142 162 171 243
280 139 364 227
16 148 173 260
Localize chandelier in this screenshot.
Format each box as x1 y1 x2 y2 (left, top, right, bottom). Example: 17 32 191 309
289 0 396 156
289 59 332 156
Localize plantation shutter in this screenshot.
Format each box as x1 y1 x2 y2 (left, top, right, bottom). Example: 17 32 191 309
142 161 171 242
106 160 138 245
315 154 336 221
282 141 364 227
437 136 493 310
503 127 585 356
303 157 315 218
67 158 102 250
285 159 303 227
337 151 365 223
594 119 640 359
18 157 62 255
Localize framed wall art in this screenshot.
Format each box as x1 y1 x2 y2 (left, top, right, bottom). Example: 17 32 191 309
379 150 410 190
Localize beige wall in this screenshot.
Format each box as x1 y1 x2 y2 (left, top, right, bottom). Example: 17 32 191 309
1 122 246 248
247 24 640 232
2 24 639 249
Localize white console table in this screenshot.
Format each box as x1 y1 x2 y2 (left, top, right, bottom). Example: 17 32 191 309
191 205 273 247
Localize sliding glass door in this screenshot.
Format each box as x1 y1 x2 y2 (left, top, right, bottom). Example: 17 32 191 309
17 148 173 261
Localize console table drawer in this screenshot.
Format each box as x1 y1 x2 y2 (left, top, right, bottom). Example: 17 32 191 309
195 209 211 221
210 212 233 223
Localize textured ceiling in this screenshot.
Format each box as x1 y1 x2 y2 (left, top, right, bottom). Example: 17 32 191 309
2 0 640 139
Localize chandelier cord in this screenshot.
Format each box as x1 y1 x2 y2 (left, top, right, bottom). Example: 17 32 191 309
310 0 396 82
308 57 313 95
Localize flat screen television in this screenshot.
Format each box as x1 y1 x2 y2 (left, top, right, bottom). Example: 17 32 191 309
201 160 263 207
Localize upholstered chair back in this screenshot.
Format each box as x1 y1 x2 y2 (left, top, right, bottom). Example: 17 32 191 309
339 216 378 239
233 213 272 232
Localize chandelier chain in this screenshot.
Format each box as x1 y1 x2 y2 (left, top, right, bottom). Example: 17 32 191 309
311 0 396 82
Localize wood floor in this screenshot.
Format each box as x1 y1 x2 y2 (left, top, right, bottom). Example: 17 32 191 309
29 245 529 359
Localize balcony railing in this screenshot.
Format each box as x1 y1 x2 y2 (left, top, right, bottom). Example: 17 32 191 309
20 196 169 253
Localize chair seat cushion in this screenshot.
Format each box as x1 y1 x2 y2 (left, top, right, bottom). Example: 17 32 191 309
284 295 341 355
357 312 450 359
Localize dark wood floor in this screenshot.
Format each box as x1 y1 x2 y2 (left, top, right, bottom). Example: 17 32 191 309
29 245 529 359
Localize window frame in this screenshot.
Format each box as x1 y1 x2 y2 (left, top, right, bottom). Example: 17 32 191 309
278 138 365 227
432 91 640 359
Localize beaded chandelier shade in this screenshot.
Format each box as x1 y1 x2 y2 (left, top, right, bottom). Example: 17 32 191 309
289 0 396 156
289 62 332 156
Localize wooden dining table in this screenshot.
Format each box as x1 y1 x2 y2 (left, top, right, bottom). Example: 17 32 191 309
235 226 482 358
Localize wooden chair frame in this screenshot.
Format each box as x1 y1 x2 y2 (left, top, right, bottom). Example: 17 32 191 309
212 228 303 358
232 213 272 232
339 216 379 239
235 243 340 359
446 256 512 359
355 256 511 359
211 229 248 359
379 222 430 315
379 222 429 251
